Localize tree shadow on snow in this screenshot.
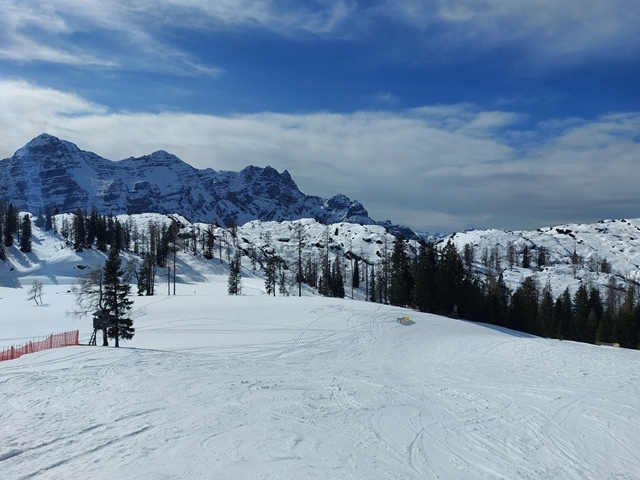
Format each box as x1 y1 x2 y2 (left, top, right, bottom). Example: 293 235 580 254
459 318 537 339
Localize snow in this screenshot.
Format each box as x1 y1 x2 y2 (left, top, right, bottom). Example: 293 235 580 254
2 220 640 479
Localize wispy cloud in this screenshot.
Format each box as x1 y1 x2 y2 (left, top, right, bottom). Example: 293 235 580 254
2 0 637 76
1 79 639 232
371 0 640 67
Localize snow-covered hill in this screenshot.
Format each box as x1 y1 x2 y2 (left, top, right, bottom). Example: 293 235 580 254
1 260 639 479
448 218 640 296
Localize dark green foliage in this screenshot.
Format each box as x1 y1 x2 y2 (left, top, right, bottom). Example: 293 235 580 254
20 214 32 253
484 273 510 327
264 255 278 296
412 242 437 313
228 252 242 295
537 282 555 337
522 245 531 269
509 276 539 333
103 246 134 347
4 203 18 247
352 258 360 289
330 256 345 298
555 288 574 340
73 208 87 252
389 236 412 307
436 240 467 316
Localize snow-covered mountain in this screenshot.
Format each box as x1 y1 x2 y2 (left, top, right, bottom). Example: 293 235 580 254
0 134 413 237
447 218 640 296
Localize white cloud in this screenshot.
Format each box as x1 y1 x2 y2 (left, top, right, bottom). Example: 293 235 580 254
2 0 637 75
1 79 639 232
376 0 640 66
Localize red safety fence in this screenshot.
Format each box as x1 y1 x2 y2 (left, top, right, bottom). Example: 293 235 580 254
0 330 80 362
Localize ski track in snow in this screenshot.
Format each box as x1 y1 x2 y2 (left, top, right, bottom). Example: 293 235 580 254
2 288 640 479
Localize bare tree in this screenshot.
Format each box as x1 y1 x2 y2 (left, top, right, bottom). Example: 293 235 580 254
27 279 44 305
68 265 109 346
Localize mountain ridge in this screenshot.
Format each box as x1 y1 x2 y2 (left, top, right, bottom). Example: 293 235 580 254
0 134 415 237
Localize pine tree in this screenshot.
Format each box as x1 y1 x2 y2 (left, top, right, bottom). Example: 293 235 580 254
555 287 574 340
537 282 555 337
352 258 360 289
413 242 437 313
522 245 531 269
572 283 590 342
103 246 134 347
389 236 412 307
292 222 306 297
330 255 345 298
4 203 18 247
369 263 376 303
20 214 32 253
436 240 466 316
485 272 510 327
509 276 539 333
227 252 242 295
73 208 87 252
506 241 516 270
264 256 277 296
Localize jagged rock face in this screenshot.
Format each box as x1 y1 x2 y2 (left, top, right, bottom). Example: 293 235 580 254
0 133 401 233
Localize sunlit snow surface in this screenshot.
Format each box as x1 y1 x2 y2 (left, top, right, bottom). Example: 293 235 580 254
1 216 640 479
2 278 640 479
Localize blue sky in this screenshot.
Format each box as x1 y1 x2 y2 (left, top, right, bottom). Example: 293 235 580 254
1 0 639 233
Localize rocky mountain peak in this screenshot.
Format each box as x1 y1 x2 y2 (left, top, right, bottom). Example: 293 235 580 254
1 134 414 237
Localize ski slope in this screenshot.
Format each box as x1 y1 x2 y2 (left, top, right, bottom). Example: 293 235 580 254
1 276 639 480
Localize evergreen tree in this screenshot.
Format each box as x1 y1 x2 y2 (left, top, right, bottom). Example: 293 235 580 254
412 242 438 313
485 272 510 327
389 236 413 307
506 241 516 270
20 214 32 253
537 246 547 268
436 240 466 316
509 276 539 333
73 208 87 252
4 203 18 247
572 283 590 342
330 255 345 298
292 222 306 297
352 258 360 289
103 246 134 347
264 256 277 296
522 245 531 269
555 287 574 340
586 287 604 343
537 282 555 337
614 287 637 348
204 225 215 259
369 263 376 302
227 252 242 295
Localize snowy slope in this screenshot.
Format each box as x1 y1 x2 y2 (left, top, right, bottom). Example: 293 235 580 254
1 278 639 479
1 217 640 479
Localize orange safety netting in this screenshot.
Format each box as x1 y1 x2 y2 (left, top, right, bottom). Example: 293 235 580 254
0 330 79 362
